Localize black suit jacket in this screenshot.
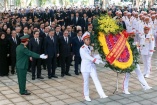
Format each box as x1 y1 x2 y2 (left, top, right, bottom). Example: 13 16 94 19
55 32 63 38
29 37 43 54
72 36 84 57
58 36 71 57
67 16 74 26
43 12 50 22
44 36 58 58
68 32 76 39
73 17 82 26
8 37 20 57
81 18 88 29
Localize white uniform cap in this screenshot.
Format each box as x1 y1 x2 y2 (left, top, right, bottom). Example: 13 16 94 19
81 32 90 40
127 12 131 16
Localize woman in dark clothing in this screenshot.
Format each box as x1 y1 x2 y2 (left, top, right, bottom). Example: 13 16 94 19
6 28 11 39
2 24 7 34
0 32 9 76
6 28 11 66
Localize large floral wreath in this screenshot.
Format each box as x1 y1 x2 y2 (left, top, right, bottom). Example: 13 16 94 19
93 15 139 73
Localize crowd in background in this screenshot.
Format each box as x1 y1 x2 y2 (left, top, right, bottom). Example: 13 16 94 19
0 6 106 79
0 5 157 79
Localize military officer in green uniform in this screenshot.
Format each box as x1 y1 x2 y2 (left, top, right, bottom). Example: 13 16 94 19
16 35 47 95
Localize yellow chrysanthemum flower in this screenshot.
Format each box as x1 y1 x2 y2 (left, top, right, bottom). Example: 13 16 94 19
98 15 119 34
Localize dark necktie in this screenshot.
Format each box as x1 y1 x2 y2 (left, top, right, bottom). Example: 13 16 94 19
66 37 68 44
14 38 17 44
145 34 146 38
88 46 90 50
79 37 81 42
51 37 54 42
36 38 39 45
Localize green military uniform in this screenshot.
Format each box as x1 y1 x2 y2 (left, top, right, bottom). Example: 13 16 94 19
89 31 94 46
16 35 40 94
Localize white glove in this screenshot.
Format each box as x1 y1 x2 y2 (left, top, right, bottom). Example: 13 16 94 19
95 59 101 64
40 54 47 59
95 59 106 65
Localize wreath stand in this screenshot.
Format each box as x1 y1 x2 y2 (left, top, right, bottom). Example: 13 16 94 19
112 72 146 94
113 71 120 94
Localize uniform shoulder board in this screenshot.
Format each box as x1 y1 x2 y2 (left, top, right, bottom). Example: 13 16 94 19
82 46 85 48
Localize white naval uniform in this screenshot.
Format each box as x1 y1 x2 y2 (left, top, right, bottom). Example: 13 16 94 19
138 20 144 34
122 16 128 22
80 44 106 97
125 18 133 33
123 64 151 92
139 33 154 75
150 21 157 47
132 18 140 43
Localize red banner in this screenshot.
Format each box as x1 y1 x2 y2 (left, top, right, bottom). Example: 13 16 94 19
106 32 128 64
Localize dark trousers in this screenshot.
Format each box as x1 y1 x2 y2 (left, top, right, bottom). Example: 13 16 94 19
42 59 47 69
60 55 71 75
11 56 16 72
74 56 81 73
57 56 61 66
70 52 73 64
47 56 56 77
31 58 41 77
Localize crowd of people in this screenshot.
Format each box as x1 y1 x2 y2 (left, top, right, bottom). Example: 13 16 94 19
0 6 106 78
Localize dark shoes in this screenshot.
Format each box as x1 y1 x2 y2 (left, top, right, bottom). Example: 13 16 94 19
61 73 72 77
65 73 72 76
37 76 44 79
21 92 31 95
32 77 35 80
52 75 58 78
11 71 15 75
61 74 64 77
48 76 52 79
75 72 79 75
32 76 44 80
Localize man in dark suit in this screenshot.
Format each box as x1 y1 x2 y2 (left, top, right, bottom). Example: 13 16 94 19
81 13 88 32
67 26 76 66
8 30 20 74
67 13 75 26
27 9 35 22
55 25 63 38
72 30 84 75
44 29 58 79
39 23 45 38
67 26 76 39
118 17 126 30
43 9 50 22
29 31 44 80
58 30 72 77
15 26 22 39
34 9 42 20
55 25 63 67
20 26 29 38
73 12 82 26
49 8 54 22
19 9 26 18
